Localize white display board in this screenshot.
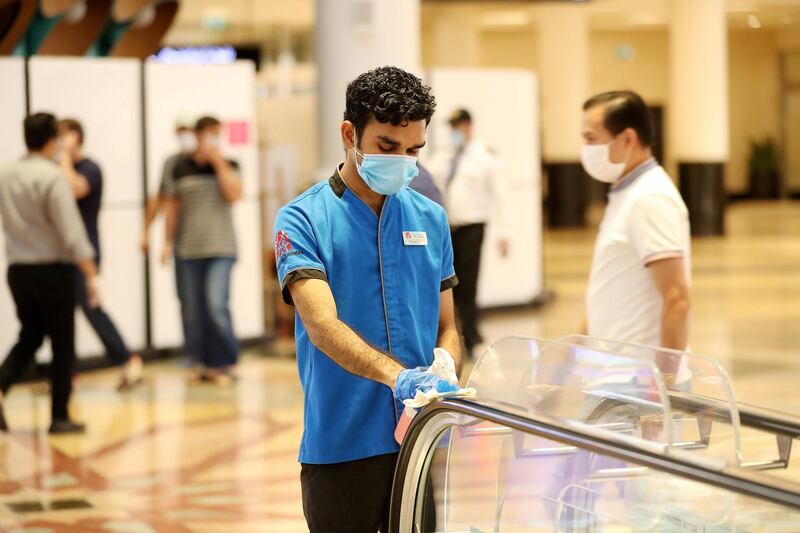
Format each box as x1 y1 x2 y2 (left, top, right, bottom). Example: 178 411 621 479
144 61 263 349
28 57 146 359
0 58 28 360
262 144 299 242
29 58 144 206
425 68 543 308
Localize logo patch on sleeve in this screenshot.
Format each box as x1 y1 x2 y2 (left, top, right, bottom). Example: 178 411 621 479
275 230 303 263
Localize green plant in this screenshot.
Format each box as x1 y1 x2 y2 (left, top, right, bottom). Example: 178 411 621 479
749 137 779 176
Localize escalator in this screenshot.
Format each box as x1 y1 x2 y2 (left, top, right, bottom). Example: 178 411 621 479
389 337 800 532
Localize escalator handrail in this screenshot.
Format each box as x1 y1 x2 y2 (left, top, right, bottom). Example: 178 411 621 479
590 388 800 439
732 400 800 438
389 398 800 531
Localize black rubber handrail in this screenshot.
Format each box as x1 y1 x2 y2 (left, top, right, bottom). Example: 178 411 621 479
590 389 800 438
388 398 800 532
726 399 800 438
665 391 800 469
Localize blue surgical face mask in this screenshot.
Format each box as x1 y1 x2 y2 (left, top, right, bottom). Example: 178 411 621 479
352 134 419 196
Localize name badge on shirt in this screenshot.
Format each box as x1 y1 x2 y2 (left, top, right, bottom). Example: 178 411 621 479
402 231 428 246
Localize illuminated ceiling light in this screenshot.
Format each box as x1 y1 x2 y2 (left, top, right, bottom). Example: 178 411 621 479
64 1 87 23
133 5 157 29
748 13 762 29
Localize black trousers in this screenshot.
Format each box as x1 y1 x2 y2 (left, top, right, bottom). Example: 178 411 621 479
451 223 486 352
301 452 398 533
0 264 76 420
74 267 130 365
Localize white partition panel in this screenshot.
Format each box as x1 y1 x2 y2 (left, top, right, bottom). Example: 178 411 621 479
29 58 144 206
145 61 263 349
0 59 29 359
147 216 180 348
425 68 543 308
28 57 146 358
231 201 264 339
0 59 26 162
74 209 145 357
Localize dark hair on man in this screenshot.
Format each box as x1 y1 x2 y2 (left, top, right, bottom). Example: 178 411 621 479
58 118 84 145
583 90 654 148
344 66 436 142
195 116 221 132
448 108 472 126
24 112 58 151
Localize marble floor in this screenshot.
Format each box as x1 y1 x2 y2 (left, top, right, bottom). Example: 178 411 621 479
0 201 799 532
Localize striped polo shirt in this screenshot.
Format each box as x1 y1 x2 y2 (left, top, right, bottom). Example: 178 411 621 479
163 155 239 259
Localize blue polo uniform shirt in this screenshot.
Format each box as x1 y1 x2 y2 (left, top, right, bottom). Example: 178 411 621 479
274 167 458 464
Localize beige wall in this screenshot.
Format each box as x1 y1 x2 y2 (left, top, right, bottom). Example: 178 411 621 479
422 24 784 194
257 93 319 190
589 30 671 175
589 30 669 105
727 30 781 194
250 21 786 197
776 28 800 51
480 29 539 71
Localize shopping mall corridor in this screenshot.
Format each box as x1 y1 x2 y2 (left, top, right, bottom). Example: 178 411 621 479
0 201 798 532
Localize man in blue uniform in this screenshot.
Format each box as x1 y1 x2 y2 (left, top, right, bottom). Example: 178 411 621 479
274 66 461 532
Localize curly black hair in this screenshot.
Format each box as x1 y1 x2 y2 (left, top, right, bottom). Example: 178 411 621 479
344 66 436 142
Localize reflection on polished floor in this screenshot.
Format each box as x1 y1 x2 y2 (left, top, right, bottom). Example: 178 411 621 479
0 201 799 532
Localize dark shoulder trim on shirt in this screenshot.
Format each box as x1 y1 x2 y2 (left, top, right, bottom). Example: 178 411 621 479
328 166 347 198
441 274 459 292
281 268 329 305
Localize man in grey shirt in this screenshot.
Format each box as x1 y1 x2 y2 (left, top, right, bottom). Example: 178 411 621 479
0 113 98 434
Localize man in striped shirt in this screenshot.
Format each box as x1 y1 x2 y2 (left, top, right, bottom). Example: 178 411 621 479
162 116 243 385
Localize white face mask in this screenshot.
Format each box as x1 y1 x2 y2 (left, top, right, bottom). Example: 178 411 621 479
203 134 222 150
451 130 466 148
178 131 197 153
580 139 627 183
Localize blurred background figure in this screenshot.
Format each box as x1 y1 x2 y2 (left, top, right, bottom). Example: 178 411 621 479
0 113 98 434
140 116 197 253
57 118 143 391
162 116 243 386
428 108 511 357
410 162 444 206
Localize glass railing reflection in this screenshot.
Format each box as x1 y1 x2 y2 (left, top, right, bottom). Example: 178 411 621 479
421 417 799 532
461 337 746 466
395 336 800 532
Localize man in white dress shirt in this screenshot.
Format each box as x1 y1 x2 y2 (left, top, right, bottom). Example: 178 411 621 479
428 109 510 357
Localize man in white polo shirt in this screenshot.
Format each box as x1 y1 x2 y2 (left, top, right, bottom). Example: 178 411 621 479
579 91 691 384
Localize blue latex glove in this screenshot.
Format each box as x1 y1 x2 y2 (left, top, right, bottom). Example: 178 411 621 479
394 367 460 402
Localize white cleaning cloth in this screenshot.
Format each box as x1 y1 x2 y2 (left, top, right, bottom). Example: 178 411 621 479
429 347 459 384
402 348 477 408
402 387 477 408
